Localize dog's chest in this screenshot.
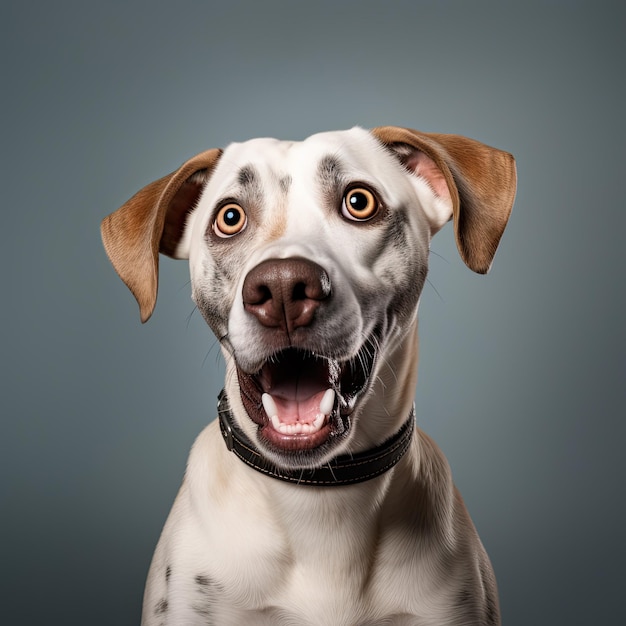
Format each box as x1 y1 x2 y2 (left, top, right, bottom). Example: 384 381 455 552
204 549 442 626
205 543 422 626
176 459 443 624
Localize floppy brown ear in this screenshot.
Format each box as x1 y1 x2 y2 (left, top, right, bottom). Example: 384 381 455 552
372 126 517 274
101 148 222 322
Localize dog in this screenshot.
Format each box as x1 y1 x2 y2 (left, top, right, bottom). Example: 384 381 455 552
101 126 516 625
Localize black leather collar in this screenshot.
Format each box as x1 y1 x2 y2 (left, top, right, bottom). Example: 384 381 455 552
217 390 415 487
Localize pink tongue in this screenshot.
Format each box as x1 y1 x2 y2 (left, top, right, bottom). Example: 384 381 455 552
273 389 328 425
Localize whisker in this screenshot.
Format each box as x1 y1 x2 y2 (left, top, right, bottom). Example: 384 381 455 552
201 347 213 369
200 336 221 368
425 277 444 302
325 462 338 482
218 334 235 358
177 278 193 292
429 249 449 263
186 305 199 329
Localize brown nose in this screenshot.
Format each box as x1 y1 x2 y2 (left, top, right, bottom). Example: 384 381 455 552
242 258 331 333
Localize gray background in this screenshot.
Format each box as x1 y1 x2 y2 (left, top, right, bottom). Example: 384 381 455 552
2 1 624 624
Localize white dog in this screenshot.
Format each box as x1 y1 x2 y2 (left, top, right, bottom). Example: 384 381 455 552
102 126 516 625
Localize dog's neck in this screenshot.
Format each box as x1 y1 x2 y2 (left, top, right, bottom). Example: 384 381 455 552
350 319 420 450
217 390 415 487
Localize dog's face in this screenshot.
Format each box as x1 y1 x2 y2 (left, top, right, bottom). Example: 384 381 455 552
101 126 516 471
184 129 449 467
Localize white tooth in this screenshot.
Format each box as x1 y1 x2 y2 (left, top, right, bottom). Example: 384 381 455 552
320 389 335 416
314 414 324 431
264 389 333 436
262 393 278 420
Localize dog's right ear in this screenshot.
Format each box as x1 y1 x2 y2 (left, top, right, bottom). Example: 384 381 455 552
101 149 222 323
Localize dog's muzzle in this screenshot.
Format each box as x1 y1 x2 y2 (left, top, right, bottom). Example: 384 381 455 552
234 257 378 462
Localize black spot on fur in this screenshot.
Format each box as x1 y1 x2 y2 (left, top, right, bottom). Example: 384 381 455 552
485 597 498 625
379 208 409 252
237 165 258 188
192 575 216 622
154 599 168 615
278 175 292 193
316 155 344 206
193 263 233 339
318 155 342 179
165 566 171 582
193 604 213 620
456 586 472 608
195 574 211 587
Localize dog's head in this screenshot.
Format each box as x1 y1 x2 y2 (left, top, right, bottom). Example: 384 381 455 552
102 127 516 470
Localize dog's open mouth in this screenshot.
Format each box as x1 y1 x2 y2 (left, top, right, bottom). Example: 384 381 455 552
236 344 377 455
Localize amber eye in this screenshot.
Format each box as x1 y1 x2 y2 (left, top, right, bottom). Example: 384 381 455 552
213 203 247 237
342 187 378 221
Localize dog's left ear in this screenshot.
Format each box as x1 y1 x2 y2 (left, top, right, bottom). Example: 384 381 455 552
101 149 222 322
372 126 516 274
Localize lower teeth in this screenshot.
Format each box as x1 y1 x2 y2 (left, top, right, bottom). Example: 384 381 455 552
262 389 336 435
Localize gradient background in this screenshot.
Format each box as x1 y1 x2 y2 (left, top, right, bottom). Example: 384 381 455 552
2 1 624 624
